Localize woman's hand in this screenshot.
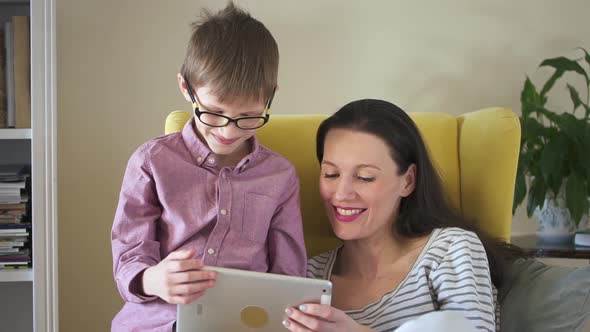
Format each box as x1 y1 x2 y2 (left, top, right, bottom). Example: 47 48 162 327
283 304 373 332
141 249 216 304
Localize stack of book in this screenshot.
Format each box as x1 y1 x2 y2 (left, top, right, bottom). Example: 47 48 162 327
0 224 30 269
0 164 30 269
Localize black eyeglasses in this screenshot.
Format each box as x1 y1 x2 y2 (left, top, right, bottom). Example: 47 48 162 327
183 76 275 130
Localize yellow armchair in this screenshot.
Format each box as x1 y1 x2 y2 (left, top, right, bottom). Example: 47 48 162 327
165 108 520 256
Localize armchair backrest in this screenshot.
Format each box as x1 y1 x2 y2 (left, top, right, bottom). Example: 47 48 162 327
165 108 520 256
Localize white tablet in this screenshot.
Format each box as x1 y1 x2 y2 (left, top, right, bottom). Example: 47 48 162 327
176 266 332 332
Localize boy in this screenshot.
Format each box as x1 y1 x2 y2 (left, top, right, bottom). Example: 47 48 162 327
111 3 307 331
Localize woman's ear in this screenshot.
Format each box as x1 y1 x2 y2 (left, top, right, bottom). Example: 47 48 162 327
401 164 417 197
177 73 192 103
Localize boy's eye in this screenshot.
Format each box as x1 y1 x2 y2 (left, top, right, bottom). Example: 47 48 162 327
357 176 375 183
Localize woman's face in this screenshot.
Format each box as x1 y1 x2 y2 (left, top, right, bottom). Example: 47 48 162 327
319 129 415 241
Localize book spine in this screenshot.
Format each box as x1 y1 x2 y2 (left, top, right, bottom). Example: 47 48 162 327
4 21 15 128
0 29 6 128
12 16 30 129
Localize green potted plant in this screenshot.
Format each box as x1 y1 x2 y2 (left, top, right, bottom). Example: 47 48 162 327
513 48 590 242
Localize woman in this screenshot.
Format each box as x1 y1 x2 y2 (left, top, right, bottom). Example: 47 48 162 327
283 99 511 332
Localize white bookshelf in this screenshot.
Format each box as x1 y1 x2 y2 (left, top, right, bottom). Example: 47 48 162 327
0 128 32 139
0 5 34 332
1 0 58 331
1 2 34 331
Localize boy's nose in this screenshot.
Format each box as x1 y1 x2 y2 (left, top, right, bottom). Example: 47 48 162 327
218 122 242 137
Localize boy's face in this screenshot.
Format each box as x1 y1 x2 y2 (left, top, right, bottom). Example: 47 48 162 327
185 84 266 157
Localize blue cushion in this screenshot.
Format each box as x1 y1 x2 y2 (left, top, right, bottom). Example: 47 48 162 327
499 258 590 332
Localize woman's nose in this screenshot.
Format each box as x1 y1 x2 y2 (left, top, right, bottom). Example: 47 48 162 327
334 178 355 201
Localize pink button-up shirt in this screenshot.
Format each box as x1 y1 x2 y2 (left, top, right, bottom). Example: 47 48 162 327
111 120 307 331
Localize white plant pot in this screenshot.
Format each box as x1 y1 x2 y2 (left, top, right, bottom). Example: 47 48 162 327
535 196 577 244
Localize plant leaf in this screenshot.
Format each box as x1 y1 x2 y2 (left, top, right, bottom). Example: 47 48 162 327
521 77 543 118
575 47 590 77
539 134 566 195
565 84 590 117
520 116 547 143
582 128 590 183
540 70 565 100
567 84 583 112
540 56 589 96
556 113 585 143
533 108 584 143
527 176 547 218
529 104 558 122
565 173 589 225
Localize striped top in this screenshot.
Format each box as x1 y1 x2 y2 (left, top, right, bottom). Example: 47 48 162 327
307 228 498 332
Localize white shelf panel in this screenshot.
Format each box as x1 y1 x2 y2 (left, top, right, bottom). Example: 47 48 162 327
0 268 33 282
0 128 32 139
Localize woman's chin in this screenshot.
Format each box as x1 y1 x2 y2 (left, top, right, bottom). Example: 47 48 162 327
330 222 361 241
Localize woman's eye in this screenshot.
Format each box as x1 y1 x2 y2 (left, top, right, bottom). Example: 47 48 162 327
357 176 375 183
323 173 339 179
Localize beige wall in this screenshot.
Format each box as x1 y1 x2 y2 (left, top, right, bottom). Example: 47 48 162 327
56 0 590 331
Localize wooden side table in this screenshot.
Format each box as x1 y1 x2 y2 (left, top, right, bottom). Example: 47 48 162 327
510 234 590 259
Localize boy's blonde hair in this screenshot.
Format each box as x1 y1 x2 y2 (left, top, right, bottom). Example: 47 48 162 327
180 2 278 104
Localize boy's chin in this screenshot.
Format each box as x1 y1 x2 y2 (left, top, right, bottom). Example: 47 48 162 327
208 140 244 156
209 146 237 156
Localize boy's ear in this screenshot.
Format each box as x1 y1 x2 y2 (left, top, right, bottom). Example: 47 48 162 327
177 73 192 103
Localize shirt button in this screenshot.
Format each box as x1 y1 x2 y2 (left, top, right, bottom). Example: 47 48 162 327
208 157 215 164
220 209 227 216
197 157 203 163
207 248 215 255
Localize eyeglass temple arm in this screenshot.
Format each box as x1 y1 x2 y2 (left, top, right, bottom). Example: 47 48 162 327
183 75 198 105
266 86 277 111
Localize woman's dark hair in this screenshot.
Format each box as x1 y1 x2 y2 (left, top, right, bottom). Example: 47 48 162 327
316 99 522 287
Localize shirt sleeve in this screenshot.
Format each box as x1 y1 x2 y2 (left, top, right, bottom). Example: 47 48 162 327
111 144 162 303
267 166 307 277
430 231 496 332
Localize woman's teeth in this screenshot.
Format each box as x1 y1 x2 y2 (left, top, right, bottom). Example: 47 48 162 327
336 208 363 216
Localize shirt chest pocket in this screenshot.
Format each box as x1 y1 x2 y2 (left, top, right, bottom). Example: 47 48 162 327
241 192 276 243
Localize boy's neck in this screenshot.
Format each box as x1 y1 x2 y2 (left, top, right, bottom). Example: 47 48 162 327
215 140 251 169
